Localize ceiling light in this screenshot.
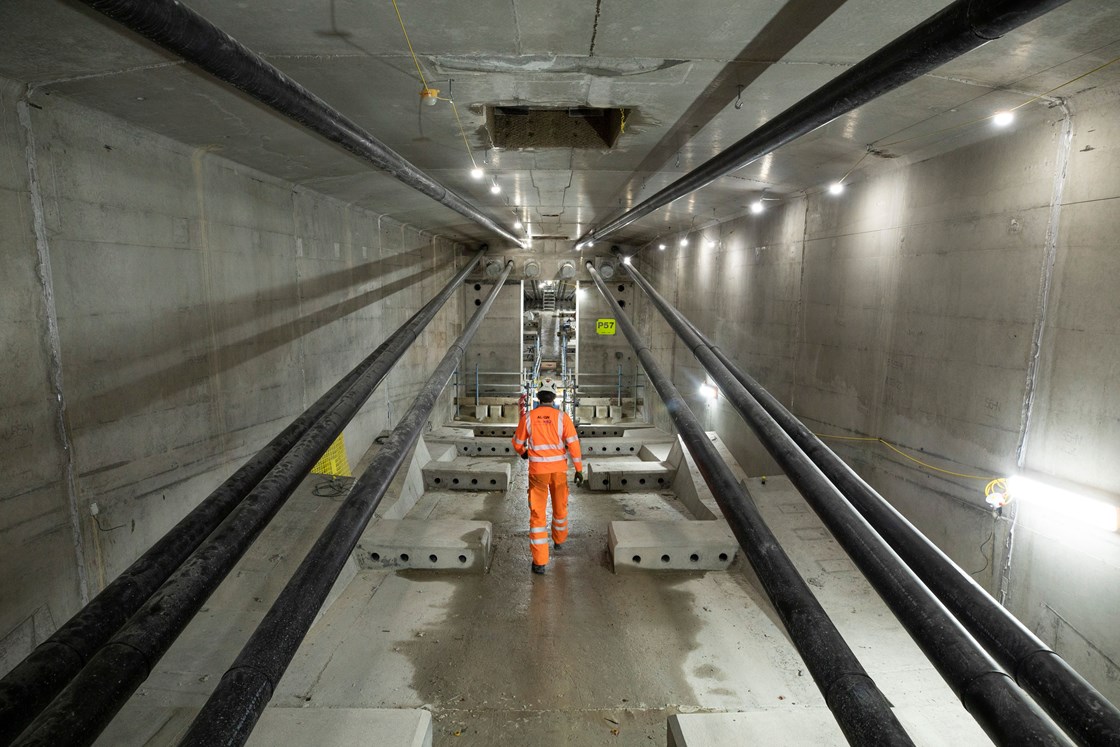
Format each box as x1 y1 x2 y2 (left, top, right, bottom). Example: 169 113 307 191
750 200 764 215
470 166 484 180
490 180 501 194
679 236 689 248
704 237 716 248
699 383 718 402
1008 475 1119 532
658 243 667 251
514 220 524 230
829 182 845 195
622 256 632 265
419 87 440 106
993 110 1014 127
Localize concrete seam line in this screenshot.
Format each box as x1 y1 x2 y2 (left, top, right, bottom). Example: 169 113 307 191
17 97 91 606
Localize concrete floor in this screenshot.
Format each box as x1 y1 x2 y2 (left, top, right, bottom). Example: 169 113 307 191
97 432 992 746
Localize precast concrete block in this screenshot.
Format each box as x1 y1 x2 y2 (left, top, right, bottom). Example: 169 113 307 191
579 435 673 456
465 404 489 420
576 405 595 421
608 463 674 492
608 520 737 572
358 519 492 572
470 424 516 438
431 436 518 457
583 461 674 491
594 405 610 419
422 458 511 491
251 708 433 746
668 710 844 747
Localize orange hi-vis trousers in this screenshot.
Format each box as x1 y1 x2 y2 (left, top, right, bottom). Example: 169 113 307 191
528 472 569 566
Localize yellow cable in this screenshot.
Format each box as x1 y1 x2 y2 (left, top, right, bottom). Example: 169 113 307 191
390 0 429 89
816 433 997 480
394 1 478 170
448 99 478 168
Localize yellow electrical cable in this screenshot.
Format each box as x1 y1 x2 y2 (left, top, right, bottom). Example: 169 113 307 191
816 433 997 480
392 1 478 170
390 0 429 89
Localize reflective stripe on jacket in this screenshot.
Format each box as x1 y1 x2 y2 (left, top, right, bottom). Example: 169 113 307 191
512 405 582 474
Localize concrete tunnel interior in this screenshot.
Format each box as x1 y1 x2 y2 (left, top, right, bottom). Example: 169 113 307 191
1 0 1120 745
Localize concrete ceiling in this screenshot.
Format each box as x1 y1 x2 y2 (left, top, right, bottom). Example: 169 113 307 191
1 0 1118 250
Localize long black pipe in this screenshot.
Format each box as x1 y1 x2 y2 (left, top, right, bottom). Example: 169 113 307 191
585 264 913 746
179 261 515 746
626 266 1120 746
13 258 486 747
578 0 1071 245
624 262 1071 745
76 0 523 247
0 249 483 746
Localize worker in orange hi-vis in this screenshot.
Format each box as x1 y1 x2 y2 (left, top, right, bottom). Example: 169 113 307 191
512 382 583 575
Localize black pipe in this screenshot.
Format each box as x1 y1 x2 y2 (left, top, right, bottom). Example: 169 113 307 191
628 267 1120 746
578 0 1071 245
624 262 1072 745
585 264 914 746
76 0 522 247
12 257 487 747
178 261 514 746
0 249 484 746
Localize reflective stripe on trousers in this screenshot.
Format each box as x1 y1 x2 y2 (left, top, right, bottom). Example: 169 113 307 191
528 471 569 566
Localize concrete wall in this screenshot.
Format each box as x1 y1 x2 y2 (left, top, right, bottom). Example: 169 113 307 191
642 90 1120 703
0 80 466 676
460 279 521 398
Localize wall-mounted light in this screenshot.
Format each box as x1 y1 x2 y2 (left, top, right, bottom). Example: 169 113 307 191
470 166 484 180
750 200 765 215
658 243 667 251
679 236 689 248
993 111 1014 127
829 182 845 195
699 382 719 402
622 256 632 265
1008 475 1119 532
490 180 502 194
419 86 440 106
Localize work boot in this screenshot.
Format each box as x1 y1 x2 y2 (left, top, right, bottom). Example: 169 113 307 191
553 541 564 553
531 562 547 575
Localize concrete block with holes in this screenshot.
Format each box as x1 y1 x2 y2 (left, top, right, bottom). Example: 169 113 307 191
422 458 510 491
579 436 672 457
583 461 674 492
608 520 738 572
357 519 492 572
427 436 519 458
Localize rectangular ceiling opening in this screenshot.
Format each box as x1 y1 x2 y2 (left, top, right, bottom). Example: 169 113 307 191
486 106 629 149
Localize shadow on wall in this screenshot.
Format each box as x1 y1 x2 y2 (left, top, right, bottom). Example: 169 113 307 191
72 252 436 423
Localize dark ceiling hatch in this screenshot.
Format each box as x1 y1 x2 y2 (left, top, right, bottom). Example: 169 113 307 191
487 106 629 149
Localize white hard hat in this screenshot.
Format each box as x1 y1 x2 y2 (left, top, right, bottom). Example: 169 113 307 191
538 382 556 395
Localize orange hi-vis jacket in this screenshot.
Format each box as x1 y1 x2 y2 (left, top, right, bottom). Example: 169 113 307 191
513 405 582 475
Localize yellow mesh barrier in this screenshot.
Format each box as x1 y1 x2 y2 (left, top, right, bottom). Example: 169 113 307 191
310 433 352 477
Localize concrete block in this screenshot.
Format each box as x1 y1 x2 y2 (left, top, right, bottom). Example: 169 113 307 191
466 404 489 420
668 710 844 747
579 436 673 456
608 463 674 492
583 461 673 491
251 708 433 747
430 436 518 457
608 520 737 572
357 519 492 572
594 405 609 419
470 424 516 438
576 405 595 420
422 458 511 491
96 706 434 746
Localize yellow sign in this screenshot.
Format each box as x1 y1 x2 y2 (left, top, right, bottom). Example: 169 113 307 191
596 318 617 335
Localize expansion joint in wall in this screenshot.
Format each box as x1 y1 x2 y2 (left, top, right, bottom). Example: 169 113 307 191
17 97 90 604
